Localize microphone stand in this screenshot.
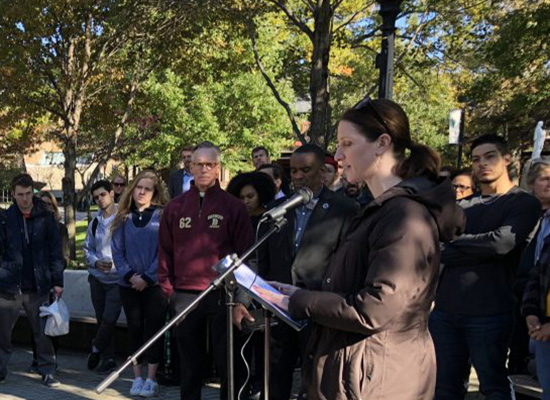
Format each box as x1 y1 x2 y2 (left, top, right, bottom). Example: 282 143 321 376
95 217 288 399
263 309 272 400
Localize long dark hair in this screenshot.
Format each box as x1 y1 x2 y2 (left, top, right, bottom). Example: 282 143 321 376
341 98 440 180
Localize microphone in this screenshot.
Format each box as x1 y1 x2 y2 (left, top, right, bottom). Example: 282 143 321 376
261 187 314 222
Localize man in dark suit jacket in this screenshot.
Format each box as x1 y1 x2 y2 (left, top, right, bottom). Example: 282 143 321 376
168 145 194 198
235 144 359 400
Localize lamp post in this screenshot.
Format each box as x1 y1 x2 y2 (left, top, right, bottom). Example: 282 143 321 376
376 0 403 99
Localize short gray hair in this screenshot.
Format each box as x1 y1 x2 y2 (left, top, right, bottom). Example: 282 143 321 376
527 159 550 186
193 141 221 161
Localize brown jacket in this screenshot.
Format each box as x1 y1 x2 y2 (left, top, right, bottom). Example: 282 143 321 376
289 177 464 400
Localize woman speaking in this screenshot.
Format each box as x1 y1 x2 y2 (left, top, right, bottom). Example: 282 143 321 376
275 98 464 400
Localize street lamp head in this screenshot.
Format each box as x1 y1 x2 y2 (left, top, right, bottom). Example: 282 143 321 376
377 0 404 11
375 0 403 99
377 0 404 30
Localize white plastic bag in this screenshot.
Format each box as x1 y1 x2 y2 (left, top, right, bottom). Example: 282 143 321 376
39 298 70 336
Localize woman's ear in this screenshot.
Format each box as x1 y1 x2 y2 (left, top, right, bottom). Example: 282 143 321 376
376 133 392 155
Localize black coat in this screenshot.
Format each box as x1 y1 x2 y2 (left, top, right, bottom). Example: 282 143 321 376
522 231 550 323
257 186 359 290
168 169 184 198
0 198 64 296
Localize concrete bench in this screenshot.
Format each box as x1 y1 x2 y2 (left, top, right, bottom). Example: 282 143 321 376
14 270 130 353
63 269 127 327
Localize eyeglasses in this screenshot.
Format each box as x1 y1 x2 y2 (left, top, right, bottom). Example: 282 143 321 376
353 95 392 135
113 182 125 187
453 184 472 192
192 162 219 171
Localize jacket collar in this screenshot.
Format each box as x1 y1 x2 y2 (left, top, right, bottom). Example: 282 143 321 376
11 197 49 219
189 180 222 196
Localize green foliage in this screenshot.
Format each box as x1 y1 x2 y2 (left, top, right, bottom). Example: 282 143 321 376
121 67 295 173
3 0 549 188
0 167 21 191
422 0 550 151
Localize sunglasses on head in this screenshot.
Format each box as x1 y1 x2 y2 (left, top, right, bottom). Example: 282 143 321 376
353 95 392 136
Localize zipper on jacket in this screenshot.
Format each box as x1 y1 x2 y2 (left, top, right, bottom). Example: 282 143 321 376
198 193 205 218
18 215 27 294
23 216 30 244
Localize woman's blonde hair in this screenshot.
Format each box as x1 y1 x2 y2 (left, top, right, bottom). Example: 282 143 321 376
38 190 61 221
112 170 169 232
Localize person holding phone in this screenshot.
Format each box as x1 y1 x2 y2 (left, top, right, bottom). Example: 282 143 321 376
83 180 121 374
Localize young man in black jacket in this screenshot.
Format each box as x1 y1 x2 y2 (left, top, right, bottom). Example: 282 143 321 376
430 135 541 400
0 174 64 387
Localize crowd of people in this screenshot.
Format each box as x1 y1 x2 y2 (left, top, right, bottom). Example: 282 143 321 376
0 98 548 400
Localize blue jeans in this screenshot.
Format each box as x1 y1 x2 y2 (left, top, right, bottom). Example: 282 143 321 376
531 338 550 400
429 310 515 400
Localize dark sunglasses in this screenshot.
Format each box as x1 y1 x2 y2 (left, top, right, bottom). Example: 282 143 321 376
353 95 392 135
113 182 126 187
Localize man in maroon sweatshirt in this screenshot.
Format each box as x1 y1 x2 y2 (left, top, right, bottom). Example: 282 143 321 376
158 141 254 400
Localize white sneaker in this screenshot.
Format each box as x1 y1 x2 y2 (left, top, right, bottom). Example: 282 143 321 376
130 377 144 396
139 378 159 398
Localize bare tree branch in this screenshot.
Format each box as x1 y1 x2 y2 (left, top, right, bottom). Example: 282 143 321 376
395 8 430 66
395 62 425 91
44 126 69 146
247 19 307 145
268 0 314 40
333 0 346 10
352 43 378 54
350 26 380 46
300 0 316 13
334 3 373 32
77 75 141 202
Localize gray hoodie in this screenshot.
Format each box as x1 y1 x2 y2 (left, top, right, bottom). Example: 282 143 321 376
83 208 118 284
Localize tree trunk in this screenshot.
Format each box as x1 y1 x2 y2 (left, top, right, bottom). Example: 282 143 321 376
309 0 333 149
62 137 78 260
15 151 27 172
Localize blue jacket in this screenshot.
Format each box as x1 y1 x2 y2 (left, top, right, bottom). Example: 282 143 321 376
111 208 161 288
0 198 64 296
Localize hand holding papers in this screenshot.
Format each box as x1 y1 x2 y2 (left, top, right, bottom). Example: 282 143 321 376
269 281 300 297
254 286 289 311
216 255 306 331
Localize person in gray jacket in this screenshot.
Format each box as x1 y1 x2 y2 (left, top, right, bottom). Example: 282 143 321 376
83 180 121 374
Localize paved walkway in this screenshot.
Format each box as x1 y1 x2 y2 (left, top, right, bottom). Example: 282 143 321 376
0 346 490 400
0 347 218 400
